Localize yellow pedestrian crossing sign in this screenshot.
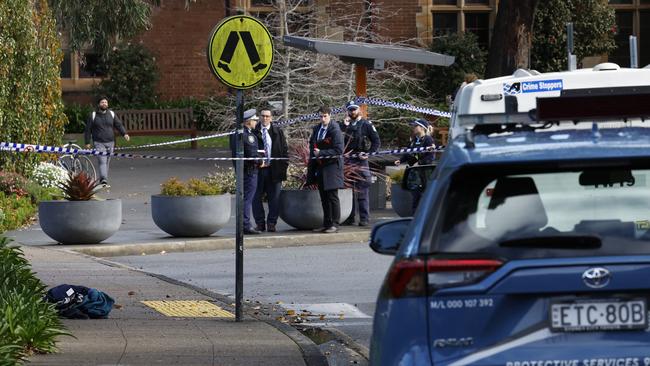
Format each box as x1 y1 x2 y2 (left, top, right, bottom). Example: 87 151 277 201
207 15 274 89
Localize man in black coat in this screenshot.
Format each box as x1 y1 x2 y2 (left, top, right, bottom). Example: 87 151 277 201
253 109 289 232
308 106 345 233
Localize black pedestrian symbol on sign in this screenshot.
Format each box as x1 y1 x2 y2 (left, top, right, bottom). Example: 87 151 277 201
218 31 268 73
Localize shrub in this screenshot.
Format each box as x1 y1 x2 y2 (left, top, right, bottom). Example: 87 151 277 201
0 0 66 175
204 167 236 194
389 170 404 184
0 171 29 198
424 32 486 101
531 0 616 72
30 162 68 189
94 43 159 108
160 177 223 196
0 193 36 233
0 236 69 362
63 103 93 133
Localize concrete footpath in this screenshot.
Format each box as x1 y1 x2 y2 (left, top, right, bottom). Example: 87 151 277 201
24 245 322 366
6 148 398 365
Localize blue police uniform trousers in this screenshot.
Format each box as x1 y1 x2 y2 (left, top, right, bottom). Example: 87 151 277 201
244 170 258 230
349 159 371 223
253 167 281 226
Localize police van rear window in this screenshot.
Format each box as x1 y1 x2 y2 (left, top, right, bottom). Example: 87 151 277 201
435 164 650 259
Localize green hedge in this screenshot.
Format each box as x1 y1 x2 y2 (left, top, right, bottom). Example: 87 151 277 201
0 236 69 364
0 0 66 174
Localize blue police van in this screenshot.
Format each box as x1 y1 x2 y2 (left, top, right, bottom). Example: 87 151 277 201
369 63 650 365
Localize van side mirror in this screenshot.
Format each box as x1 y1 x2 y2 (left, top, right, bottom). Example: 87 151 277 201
369 218 412 255
402 164 436 191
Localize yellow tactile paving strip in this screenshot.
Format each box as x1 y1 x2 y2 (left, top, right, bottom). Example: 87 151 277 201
141 300 235 318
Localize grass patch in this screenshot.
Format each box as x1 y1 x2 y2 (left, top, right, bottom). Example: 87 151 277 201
62 134 230 150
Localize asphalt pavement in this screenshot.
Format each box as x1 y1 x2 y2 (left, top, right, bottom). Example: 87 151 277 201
110 242 394 350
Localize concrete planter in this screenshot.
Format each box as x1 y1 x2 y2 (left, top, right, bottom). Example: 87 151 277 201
391 183 413 217
151 194 231 237
38 199 122 244
279 188 353 230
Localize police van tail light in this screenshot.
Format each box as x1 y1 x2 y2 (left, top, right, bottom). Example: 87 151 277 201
427 258 503 289
387 258 503 299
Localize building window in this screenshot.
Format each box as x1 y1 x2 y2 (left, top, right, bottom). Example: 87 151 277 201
433 13 458 36
465 0 489 4
465 12 490 49
610 11 634 66
78 53 106 79
60 52 72 79
608 0 633 4
433 0 457 5
641 11 650 66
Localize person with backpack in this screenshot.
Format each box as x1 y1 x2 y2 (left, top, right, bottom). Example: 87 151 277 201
84 96 130 187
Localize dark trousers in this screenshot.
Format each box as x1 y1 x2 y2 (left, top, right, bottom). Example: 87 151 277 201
244 170 258 229
348 159 371 223
318 173 340 228
253 168 281 226
411 190 423 213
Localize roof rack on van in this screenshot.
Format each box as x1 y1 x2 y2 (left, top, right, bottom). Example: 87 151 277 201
452 64 650 131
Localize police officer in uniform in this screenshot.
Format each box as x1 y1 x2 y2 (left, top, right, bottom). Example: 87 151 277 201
340 101 380 226
395 118 436 212
230 109 262 235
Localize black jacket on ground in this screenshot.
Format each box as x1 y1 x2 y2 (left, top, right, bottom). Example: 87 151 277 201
256 123 289 182
84 109 127 145
307 122 344 191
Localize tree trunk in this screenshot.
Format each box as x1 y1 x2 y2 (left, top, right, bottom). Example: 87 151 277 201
485 0 539 78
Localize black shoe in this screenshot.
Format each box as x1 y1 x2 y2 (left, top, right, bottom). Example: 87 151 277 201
323 226 338 233
255 224 266 232
244 228 261 235
267 223 276 232
358 221 369 227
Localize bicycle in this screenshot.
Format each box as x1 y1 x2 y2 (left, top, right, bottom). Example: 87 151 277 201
57 140 97 181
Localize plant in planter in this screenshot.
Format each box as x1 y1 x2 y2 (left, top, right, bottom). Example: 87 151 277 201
279 138 354 230
389 170 414 217
38 171 122 244
151 172 231 237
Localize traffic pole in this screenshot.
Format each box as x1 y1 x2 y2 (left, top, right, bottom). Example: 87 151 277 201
235 89 244 321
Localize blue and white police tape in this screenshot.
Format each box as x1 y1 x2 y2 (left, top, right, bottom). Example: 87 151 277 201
356 96 452 119
0 141 443 162
109 98 448 150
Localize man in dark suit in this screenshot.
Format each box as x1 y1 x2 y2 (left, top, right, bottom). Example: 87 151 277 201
308 106 345 233
253 108 289 232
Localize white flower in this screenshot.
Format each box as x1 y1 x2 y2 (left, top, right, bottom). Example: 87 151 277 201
31 162 68 188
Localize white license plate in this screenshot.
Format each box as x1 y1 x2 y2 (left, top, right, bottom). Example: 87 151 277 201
550 299 647 332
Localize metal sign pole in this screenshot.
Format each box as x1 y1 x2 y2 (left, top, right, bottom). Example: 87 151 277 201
235 89 244 321
207 14 273 324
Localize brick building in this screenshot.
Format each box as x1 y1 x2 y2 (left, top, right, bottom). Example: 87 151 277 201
60 0 649 104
